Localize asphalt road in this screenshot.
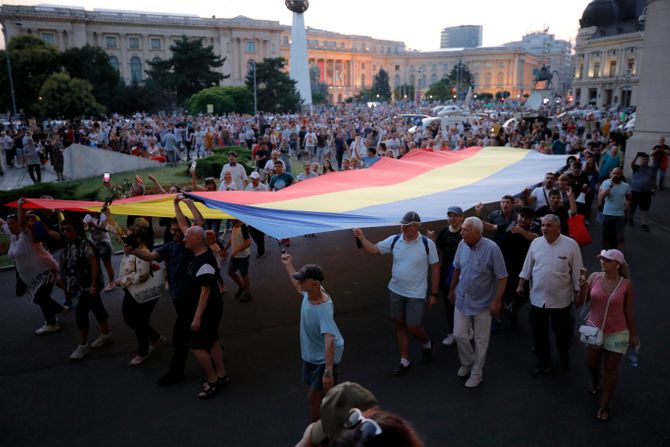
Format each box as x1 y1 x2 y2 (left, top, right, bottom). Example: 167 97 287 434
1 196 669 447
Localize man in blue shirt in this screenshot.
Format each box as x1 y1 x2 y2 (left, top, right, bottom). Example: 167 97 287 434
353 211 440 376
599 167 631 251
269 160 296 191
281 256 344 422
361 147 381 168
448 217 508 388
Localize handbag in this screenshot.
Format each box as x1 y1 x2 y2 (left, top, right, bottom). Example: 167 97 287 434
126 262 164 303
568 214 592 246
579 275 623 347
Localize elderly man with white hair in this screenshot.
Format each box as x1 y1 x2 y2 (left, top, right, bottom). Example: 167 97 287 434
448 216 508 388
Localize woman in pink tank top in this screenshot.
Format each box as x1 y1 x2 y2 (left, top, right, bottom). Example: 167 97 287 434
578 249 639 421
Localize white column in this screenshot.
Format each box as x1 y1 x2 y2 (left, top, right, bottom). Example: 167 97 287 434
289 12 312 106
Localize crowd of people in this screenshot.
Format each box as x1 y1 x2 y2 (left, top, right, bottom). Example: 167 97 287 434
0 101 661 444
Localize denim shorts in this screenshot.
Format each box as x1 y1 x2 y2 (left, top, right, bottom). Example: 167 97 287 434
301 361 339 391
389 291 426 326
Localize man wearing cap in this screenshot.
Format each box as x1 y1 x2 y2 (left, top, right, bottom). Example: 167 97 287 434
353 211 440 375
281 255 344 422
517 214 583 376
448 217 508 388
245 172 268 258
219 151 248 190
428 206 464 346
296 382 378 447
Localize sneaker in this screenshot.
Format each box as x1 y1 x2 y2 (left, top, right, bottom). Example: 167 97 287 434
234 289 245 299
34 323 60 335
391 362 412 376
239 292 253 302
150 335 167 352
442 334 455 346
91 333 112 348
157 372 185 387
129 355 148 366
70 344 90 360
532 366 551 377
465 376 482 388
457 365 472 378
641 224 650 232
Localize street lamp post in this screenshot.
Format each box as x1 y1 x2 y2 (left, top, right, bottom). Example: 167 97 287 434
250 59 257 115
2 22 18 121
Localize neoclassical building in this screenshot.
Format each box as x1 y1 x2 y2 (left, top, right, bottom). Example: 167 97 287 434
572 0 646 108
1 4 542 102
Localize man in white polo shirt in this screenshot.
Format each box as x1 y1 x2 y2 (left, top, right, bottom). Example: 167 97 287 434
353 211 440 376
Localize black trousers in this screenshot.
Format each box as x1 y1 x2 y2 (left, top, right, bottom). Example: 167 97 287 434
122 291 159 356
34 282 62 325
28 164 41 183
168 298 194 375
75 290 109 331
530 304 573 368
248 226 265 256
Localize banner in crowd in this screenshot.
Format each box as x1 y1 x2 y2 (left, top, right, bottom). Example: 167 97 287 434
188 147 568 238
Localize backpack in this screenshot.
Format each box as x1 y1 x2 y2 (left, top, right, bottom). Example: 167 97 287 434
390 234 430 259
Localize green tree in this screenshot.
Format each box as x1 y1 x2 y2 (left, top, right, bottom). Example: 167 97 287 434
245 57 302 113
146 36 229 106
495 91 511 101
393 84 415 100
39 72 104 118
59 45 122 111
425 77 454 101
112 81 167 115
187 86 253 115
447 62 475 100
476 92 494 101
0 35 60 117
310 65 329 105
371 69 392 102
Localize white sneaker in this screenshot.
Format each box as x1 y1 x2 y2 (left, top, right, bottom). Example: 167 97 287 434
465 376 482 388
70 344 90 360
91 333 112 348
34 323 60 335
457 365 472 377
442 333 455 346
149 335 167 353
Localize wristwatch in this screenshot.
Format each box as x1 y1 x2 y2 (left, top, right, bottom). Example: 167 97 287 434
323 369 333 376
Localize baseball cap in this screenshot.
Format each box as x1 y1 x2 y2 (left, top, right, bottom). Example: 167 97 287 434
447 206 463 215
249 171 260 179
291 264 325 282
400 211 421 225
597 249 626 265
310 382 379 444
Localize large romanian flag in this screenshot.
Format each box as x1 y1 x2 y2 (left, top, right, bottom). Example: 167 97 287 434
187 147 567 239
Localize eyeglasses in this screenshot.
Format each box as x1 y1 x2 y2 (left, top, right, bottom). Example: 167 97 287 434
344 408 382 441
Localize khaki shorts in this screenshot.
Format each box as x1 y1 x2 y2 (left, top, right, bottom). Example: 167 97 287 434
603 330 630 354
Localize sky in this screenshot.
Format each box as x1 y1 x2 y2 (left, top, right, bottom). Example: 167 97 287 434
2 0 593 49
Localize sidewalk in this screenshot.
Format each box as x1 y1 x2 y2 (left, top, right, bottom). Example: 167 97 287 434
648 189 670 231
0 163 59 191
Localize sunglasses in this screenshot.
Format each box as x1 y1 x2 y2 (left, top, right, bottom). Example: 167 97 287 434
344 408 382 441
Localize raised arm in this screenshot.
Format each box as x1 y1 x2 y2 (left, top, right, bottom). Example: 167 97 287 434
280 253 302 294
173 196 191 233
183 198 205 227
147 174 168 194
351 228 380 254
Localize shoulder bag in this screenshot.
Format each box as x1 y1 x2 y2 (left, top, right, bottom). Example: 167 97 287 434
579 275 623 347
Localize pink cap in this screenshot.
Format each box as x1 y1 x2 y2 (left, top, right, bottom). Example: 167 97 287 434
598 249 626 265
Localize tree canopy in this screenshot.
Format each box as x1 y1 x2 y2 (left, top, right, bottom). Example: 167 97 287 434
0 35 60 117
371 69 392 102
425 77 454 102
59 45 122 110
446 62 475 100
245 57 302 113
146 36 229 106
38 72 104 118
188 86 254 115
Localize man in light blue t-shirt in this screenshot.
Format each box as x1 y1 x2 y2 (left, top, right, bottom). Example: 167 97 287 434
599 167 631 251
281 256 344 422
353 211 440 376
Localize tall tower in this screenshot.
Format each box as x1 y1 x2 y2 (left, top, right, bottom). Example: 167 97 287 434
285 0 312 106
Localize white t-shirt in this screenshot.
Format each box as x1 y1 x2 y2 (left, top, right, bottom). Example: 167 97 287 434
219 163 248 190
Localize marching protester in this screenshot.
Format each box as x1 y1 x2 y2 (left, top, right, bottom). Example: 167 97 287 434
281 255 344 422
578 249 638 421
353 211 440 375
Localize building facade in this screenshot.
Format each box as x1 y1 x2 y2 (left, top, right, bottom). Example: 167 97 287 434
1 4 539 103
572 0 646 108
440 25 482 49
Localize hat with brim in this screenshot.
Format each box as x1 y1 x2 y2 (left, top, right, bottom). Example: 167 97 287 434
310 382 378 444
291 264 325 282
597 249 626 265
400 211 421 225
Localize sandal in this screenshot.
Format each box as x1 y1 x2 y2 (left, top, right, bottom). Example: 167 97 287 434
198 381 219 400
595 408 609 421
217 375 231 387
